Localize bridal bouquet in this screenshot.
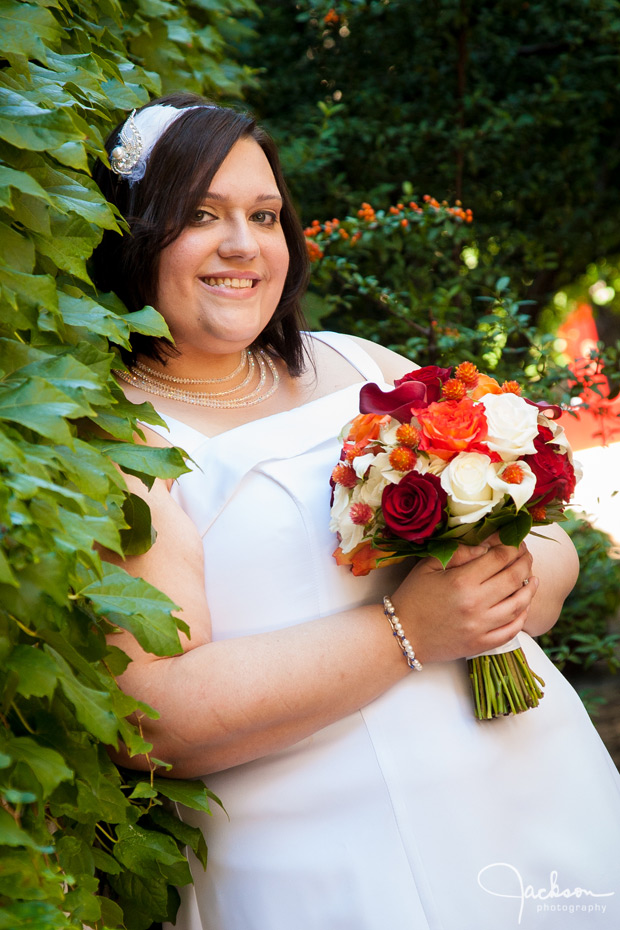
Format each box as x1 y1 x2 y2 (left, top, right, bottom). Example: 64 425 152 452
330 362 579 719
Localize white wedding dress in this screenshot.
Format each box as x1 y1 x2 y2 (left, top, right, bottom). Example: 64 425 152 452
157 331 620 930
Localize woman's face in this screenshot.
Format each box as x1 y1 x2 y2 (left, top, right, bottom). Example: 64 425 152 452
154 137 290 359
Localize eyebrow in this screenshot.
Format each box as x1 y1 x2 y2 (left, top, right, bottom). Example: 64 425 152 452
200 191 283 204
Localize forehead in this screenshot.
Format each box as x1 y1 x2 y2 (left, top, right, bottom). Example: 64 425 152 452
207 137 279 196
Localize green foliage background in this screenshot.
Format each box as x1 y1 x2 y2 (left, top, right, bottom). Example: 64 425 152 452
0 0 257 927
1 1 619 927
247 0 620 323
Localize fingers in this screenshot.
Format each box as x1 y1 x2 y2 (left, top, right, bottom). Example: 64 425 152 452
479 547 534 606
442 542 490 569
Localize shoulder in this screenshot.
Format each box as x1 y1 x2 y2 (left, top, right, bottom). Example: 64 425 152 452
346 335 418 386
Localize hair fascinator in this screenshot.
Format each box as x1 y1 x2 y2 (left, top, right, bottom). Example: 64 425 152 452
109 103 214 185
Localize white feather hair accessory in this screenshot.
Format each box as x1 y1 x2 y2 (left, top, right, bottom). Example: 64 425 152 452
109 104 215 184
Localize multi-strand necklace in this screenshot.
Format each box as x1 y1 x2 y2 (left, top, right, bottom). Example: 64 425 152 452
113 347 280 409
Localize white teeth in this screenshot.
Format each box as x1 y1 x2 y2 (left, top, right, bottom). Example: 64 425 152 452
205 277 254 288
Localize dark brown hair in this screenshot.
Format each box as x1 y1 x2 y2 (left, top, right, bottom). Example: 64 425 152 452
92 93 310 375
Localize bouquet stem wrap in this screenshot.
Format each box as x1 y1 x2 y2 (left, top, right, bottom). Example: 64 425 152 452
467 636 545 720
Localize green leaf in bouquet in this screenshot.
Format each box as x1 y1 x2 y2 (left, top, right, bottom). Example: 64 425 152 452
425 537 460 568
497 510 532 548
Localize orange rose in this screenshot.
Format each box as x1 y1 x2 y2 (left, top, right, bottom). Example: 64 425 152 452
333 541 402 577
417 398 488 461
470 374 502 399
346 413 391 448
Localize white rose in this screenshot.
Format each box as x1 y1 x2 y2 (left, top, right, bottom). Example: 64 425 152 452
440 452 505 526
329 483 365 553
479 393 540 460
488 460 537 511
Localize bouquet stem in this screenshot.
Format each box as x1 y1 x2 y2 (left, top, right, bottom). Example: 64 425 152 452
467 647 545 720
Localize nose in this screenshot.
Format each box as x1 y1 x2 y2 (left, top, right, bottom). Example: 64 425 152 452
218 216 259 261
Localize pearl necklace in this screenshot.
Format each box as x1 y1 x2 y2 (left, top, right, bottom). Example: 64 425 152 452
133 350 248 385
113 347 280 408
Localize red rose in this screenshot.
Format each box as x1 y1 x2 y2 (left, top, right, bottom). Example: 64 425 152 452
381 472 447 542
360 365 452 422
524 428 576 504
394 365 453 390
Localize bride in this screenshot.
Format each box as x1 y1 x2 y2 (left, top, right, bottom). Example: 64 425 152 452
93 93 620 930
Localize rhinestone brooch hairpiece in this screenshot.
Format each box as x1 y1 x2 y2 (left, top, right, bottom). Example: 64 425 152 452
109 110 143 177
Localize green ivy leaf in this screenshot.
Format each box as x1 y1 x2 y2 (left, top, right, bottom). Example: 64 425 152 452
6 645 58 698
81 566 186 656
1 736 72 799
120 492 156 555
96 440 189 486
113 822 192 886
152 777 222 814
0 376 86 442
0 88 84 151
0 808 49 850
0 0 60 66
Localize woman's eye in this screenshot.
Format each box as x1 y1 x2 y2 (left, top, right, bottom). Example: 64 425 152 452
193 209 215 224
252 210 277 226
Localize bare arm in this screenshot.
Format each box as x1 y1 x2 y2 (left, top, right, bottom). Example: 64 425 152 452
522 522 579 636
105 466 536 778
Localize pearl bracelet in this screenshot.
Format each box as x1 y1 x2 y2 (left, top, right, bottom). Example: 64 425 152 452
383 596 423 671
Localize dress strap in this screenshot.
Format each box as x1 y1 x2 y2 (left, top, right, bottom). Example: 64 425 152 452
309 331 385 383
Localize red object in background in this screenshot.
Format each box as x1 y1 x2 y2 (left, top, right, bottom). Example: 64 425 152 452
557 303 620 451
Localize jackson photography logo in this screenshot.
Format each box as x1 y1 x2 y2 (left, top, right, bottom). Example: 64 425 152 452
477 862 615 925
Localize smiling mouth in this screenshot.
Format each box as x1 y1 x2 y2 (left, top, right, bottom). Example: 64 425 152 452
202 277 256 289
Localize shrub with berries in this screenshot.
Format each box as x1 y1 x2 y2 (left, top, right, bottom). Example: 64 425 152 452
303 195 579 409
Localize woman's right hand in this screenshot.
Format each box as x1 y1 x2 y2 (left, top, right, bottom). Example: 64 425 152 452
390 537 538 664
